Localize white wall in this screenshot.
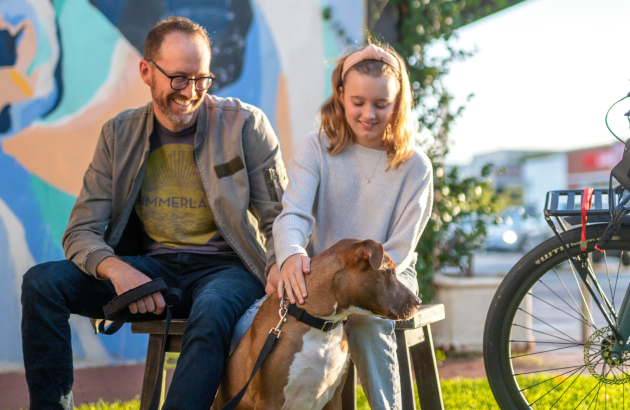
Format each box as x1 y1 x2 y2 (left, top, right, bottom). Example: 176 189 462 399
523 153 568 213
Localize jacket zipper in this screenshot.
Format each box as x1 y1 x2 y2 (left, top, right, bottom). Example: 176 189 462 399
108 142 150 244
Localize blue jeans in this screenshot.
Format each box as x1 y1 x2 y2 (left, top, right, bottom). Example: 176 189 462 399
21 253 265 410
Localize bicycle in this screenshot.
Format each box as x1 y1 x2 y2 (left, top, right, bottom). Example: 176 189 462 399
484 93 630 409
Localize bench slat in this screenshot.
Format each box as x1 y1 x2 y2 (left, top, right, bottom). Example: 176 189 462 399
131 319 187 335
395 304 445 330
397 326 425 347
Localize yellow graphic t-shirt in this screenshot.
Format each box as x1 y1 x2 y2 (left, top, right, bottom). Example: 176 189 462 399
134 120 234 255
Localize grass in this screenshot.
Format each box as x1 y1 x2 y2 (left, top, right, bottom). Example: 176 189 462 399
71 375 630 409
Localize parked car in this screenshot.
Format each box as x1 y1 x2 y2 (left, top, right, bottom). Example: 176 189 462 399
484 206 550 253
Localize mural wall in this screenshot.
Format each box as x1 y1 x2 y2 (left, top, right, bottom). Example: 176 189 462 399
0 0 363 370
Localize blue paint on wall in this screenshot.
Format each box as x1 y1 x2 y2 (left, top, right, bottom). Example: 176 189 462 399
216 4 280 125
0 145 57 265
0 0 293 368
0 0 61 139
0 105 10 134
88 0 126 25
0 29 22 66
0 218 23 366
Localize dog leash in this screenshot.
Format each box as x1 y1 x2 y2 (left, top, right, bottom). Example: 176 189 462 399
98 278 182 410
220 291 340 410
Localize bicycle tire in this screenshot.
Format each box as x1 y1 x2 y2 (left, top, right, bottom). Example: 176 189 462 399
484 223 630 409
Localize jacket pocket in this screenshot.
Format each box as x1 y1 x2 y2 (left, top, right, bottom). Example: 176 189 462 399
264 167 284 202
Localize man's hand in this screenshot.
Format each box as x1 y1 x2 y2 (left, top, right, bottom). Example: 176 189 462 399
277 254 310 305
96 257 166 315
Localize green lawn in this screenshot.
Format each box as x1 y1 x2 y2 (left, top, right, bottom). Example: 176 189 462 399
72 375 625 409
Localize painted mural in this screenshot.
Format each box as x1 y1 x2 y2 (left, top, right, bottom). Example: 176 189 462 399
0 0 363 370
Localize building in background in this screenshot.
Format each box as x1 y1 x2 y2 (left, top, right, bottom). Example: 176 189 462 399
461 142 625 215
0 0 363 371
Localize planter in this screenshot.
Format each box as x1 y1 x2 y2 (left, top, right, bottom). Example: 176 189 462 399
430 273 533 353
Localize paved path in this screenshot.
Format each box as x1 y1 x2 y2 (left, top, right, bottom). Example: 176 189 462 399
0 358 494 409
0 365 153 410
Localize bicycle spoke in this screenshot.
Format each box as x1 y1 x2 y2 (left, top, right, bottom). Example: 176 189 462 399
584 379 605 410
547 268 596 327
611 252 622 313
513 324 579 344
527 365 585 406
585 259 618 323
511 344 583 359
510 340 581 345
548 269 596 328
571 373 602 409
548 366 587 410
520 366 585 392
602 252 616 314
530 291 593 328
564 260 597 326
586 366 614 410
514 364 585 376
610 364 630 379
518 307 582 344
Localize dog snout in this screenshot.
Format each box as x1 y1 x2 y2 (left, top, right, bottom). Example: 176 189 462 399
387 295 422 320
412 294 422 308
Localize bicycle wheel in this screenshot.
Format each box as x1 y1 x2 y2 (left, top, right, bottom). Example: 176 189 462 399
484 223 630 409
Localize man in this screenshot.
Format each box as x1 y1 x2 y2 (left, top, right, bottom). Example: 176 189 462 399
21 16 284 410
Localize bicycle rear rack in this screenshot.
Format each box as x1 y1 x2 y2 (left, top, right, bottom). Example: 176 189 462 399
544 189 614 218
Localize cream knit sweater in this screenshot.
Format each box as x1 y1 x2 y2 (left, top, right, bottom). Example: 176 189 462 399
273 132 433 274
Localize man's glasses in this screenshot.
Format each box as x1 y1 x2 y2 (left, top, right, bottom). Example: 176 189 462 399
147 60 215 91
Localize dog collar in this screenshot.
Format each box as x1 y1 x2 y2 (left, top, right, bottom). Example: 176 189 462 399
287 303 340 332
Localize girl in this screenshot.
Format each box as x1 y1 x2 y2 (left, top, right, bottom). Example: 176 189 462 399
267 43 433 410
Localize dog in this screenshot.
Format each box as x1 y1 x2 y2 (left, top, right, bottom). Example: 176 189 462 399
212 238 422 410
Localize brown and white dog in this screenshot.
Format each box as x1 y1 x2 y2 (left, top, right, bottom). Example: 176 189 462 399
212 238 422 410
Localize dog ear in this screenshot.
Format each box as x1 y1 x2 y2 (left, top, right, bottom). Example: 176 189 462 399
359 240 384 270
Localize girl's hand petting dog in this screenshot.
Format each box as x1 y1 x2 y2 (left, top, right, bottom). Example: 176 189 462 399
266 254 310 304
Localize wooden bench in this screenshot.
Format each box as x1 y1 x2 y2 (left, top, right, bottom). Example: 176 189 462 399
131 304 445 410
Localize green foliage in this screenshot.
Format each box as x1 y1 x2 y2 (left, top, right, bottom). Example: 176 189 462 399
385 0 521 300
434 348 447 364
74 399 139 410
358 377 500 409
76 374 618 409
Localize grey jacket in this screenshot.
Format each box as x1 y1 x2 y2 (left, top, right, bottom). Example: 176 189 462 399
62 95 287 285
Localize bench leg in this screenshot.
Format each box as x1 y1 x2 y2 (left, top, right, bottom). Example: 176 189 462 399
396 329 417 409
410 325 444 410
341 360 357 410
140 334 164 410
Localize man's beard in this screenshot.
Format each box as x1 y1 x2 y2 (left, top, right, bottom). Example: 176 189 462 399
152 89 202 126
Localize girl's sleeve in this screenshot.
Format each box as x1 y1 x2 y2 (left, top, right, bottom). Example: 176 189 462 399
383 153 434 274
272 135 322 269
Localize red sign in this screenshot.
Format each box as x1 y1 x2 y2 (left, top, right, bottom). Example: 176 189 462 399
568 144 624 174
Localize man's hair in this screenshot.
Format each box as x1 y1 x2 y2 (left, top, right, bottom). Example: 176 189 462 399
143 16 211 61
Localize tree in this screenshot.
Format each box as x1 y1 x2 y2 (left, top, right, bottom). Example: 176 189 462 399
383 0 524 300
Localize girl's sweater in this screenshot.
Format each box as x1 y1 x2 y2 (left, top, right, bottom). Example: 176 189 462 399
273 132 433 274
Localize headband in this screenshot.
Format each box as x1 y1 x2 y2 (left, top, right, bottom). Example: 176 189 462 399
341 44 401 79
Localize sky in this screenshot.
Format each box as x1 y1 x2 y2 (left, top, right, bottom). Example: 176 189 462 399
439 0 630 165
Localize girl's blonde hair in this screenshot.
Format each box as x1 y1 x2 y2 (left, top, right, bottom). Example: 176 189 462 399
319 42 415 169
